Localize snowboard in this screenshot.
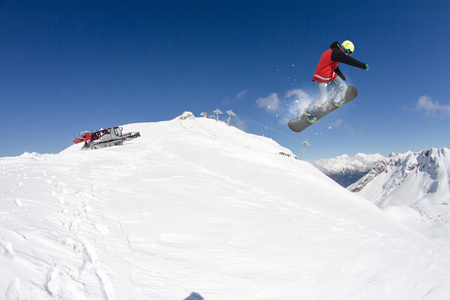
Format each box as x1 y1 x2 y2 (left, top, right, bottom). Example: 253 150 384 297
288 85 358 133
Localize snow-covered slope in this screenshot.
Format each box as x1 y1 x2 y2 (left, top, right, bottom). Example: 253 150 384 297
349 148 450 250
310 153 384 187
2 113 450 299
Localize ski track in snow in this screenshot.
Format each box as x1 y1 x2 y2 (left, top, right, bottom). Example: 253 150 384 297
1 113 450 299
0 157 116 299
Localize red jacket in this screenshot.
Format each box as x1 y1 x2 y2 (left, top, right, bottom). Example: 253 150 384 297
312 41 366 82
312 48 339 82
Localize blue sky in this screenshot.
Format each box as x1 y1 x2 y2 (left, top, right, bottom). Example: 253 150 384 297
1 0 449 160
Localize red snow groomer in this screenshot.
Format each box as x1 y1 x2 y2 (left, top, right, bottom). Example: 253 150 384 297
73 127 140 150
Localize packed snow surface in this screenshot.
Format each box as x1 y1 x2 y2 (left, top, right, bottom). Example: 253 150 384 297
1 112 450 299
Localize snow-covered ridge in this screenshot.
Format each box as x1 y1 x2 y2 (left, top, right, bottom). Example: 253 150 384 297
2 113 450 299
309 153 385 187
349 148 449 197
348 147 450 250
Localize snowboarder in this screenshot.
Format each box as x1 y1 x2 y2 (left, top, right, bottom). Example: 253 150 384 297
304 40 369 123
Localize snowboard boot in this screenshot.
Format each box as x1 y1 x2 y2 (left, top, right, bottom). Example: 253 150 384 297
304 112 317 124
331 98 345 107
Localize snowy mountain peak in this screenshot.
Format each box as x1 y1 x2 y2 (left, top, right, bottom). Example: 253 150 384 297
175 111 196 120
309 153 384 187
310 153 384 174
348 147 450 250
349 147 450 196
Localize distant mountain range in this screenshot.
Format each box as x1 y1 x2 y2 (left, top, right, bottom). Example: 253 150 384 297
313 148 450 251
309 153 385 187
349 147 449 210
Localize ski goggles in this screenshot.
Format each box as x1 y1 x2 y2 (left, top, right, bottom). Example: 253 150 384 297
343 46 353 55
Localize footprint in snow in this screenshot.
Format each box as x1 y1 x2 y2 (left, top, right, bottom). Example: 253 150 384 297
95 223 109 235
2 240 15 259
6 278 20 300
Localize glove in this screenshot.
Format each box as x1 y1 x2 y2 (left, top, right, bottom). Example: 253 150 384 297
365 64 369 71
